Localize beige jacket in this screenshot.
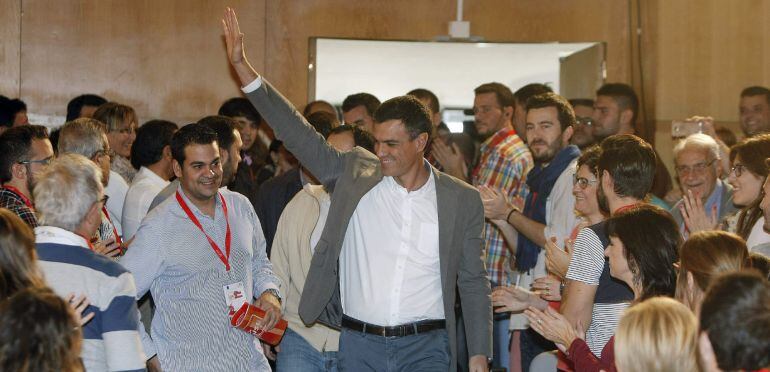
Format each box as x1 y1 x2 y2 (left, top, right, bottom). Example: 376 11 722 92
271 184 339 352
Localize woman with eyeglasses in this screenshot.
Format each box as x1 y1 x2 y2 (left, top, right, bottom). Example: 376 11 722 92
491 146 605 320
518 205 682 372
725 134 770 252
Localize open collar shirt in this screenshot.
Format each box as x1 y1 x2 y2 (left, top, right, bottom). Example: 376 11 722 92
120 188 279 371
340 166 444 326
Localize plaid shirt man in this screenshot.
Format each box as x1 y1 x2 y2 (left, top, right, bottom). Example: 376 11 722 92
472 128 532 286
0 187 38 228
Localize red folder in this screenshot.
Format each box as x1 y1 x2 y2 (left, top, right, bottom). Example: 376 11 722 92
230 302 288 345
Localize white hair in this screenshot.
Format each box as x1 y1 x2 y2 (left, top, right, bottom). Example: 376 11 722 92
673 133 720 162
58 118 107 159
33 154 103 232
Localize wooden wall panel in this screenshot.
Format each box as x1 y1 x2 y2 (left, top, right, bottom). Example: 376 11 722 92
0 0 21 97
655 0 770 123
18 0 266 125
265 0 633 108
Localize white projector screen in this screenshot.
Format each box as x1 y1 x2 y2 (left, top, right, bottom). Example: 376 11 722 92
309 38 602 110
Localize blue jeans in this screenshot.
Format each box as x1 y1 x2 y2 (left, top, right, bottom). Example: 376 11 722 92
338 327 450 371
276 328 339 372
492 314 510 369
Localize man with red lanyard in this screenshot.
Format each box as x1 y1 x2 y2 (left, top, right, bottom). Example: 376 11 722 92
0 125 54 228
121 123 281 371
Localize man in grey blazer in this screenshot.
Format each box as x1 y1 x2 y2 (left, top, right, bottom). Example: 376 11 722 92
223 8 491 372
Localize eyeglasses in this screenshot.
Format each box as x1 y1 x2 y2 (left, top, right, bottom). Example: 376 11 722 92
675 159 717 176
17 156 54 166
730 164 747 178
573 174 598 189
576 117 594 127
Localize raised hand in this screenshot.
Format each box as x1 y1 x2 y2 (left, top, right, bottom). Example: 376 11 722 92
479 185 515 221
679 189 718 234
432 140 467 180
221 7 258 86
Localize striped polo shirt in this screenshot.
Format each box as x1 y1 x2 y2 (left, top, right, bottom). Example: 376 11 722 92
35 226 146 372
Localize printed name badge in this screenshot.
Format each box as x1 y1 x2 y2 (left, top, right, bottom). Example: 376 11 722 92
224 282 247 317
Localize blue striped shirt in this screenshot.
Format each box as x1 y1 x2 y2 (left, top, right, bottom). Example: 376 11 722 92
120 188 279 371
36 226 146 372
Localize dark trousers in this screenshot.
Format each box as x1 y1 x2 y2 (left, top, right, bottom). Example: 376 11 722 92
338 327 450 372
519 327 555 372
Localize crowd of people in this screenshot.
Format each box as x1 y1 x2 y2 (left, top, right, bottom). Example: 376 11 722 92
0 7 769 372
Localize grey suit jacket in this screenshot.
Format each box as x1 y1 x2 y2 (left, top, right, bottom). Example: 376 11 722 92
245 79 492 370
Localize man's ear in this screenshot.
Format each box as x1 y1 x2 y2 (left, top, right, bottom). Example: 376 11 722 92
698 332 721 372
163 145 172 160
503 105 514 120
562 125 575 145
10 162 27 181
620 108 634 127
414 132 429 153
172 159 183 179
220 149 230 167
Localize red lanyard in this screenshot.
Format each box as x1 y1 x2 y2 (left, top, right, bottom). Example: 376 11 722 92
101 207 123 250
2 185 34 210
175 191 232 271
472 129 515 183
613 203 641 215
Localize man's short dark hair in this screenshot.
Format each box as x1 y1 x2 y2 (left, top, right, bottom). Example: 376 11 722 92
407 88 440 114
374 96 433 142
513 83 553 106
568 98 595 108
218 97 262 127
302 100 338 119
342 93 380 116
474 82 516 109
741 86 770 105
526 92 576 131
0 96 12 128
596 83 639 123
700 271 770 371
170 124 218 165
0 98 26 128
306 111 338 138
130 120 178 169
65 94 107 122
197 115 237 151
327 124 375 153
598 134 656 199
0 125 49 183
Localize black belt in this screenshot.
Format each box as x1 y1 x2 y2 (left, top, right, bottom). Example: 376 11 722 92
341 316 446 337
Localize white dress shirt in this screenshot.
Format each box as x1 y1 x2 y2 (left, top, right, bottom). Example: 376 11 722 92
340 170 444 326
121 166 170 240
104 170 128 236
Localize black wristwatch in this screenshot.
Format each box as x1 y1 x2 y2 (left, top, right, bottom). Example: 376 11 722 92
263 288 282 304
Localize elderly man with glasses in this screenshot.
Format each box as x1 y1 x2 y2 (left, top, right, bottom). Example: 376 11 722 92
0 125 54 227
671 133 737 237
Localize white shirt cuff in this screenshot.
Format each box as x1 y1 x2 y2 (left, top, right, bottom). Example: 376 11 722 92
241 76 263 94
